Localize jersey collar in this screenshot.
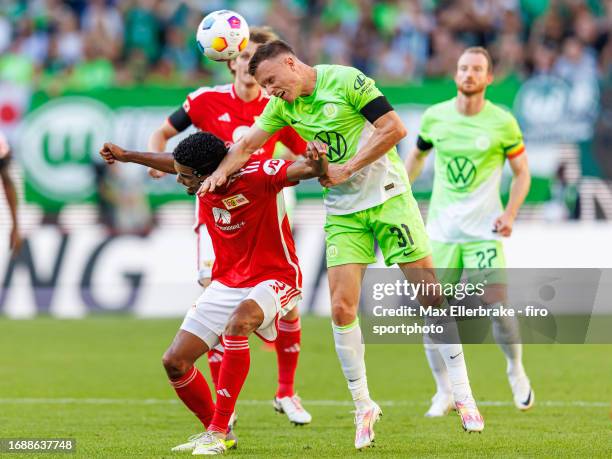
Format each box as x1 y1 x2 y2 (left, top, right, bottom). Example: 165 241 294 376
231 84 265 102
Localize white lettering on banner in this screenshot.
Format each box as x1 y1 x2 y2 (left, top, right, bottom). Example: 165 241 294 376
1 221 611 318
0 226 201 318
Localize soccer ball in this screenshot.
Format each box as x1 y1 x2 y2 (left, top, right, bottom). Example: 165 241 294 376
196 10 249 61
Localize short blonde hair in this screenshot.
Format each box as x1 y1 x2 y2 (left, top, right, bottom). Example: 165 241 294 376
462 47 493 74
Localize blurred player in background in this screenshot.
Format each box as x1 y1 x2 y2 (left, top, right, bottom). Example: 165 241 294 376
405 47 533 417
198 40 485 447
100 133 327 455
147 27 311 425
0 131 21 256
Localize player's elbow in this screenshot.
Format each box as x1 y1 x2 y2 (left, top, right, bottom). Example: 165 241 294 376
395 122 408 142
384 119 407 145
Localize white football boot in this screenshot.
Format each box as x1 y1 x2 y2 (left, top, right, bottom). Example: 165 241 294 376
509 372 535 411
425 391 454 417
455 397 484 433
191 431 232 456
354 402 382 449
273 394 312 425
171 423 237 453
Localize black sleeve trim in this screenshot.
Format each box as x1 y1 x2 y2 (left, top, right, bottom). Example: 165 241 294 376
168 106 192 132
416 135 434 151
360 95 394 124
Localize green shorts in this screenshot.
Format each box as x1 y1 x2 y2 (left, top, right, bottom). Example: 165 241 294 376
324 192 431 268
431 240 506 285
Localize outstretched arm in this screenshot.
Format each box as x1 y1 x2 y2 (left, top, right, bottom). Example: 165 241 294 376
198 125 272 195
286 141 329 181
99 143 177 174
147 120 180 178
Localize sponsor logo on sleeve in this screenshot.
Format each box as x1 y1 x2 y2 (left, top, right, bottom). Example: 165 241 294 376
263 159 285 175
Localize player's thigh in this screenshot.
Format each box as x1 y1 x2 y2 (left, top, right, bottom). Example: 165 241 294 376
197 224 215 286
327 263 367 325
181 281 250 349
462 240 507 303
431 240 464 286
324 211 376 268
245 280 302 342
369 193 431 266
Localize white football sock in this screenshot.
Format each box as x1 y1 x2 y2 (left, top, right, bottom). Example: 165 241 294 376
425 311 473 402
437 342 472 402
423 334 451 395
332 319 373 411
489 303 525 377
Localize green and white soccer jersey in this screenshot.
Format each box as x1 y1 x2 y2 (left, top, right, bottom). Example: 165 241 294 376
256 64 410 215
256 64 429 267
419 99 525 244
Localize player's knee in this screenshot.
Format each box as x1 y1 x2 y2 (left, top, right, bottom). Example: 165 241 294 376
224 313 256 336
224 318 253 336
282 306 299 321
162 350 191 379
331 298 357 325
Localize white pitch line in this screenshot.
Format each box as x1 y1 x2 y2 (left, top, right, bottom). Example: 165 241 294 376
0 398 607 408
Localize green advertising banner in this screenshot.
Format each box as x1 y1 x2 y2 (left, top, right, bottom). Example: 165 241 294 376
18 77 582 211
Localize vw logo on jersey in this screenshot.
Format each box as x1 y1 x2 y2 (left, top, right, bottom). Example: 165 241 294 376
446 156 477 190
212 207 232 225
314 130 347 163
475 135 491 151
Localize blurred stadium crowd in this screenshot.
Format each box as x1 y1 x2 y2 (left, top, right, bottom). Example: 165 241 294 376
0 0 611 91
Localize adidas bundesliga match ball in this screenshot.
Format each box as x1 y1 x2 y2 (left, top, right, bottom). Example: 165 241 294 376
196 10 249 61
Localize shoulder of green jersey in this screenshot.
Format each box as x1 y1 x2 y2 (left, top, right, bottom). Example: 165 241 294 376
486 101 516 120
423 99 454 119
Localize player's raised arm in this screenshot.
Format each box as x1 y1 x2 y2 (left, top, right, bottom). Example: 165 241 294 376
147 120 180 178
198 124 272 195
99 143 177 174
286 140 328 181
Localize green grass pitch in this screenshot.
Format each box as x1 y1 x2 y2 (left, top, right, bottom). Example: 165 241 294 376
0 316 610 458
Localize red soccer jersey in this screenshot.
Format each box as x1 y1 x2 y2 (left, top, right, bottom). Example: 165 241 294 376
199 158 302 289
178 84 306 228
180 83 306 158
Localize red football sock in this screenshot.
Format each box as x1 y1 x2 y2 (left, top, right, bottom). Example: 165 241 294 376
275 317 301 398
207 348 223 391
169 366 215 428
208 336 250 434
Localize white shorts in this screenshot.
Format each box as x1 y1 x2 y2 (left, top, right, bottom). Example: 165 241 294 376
197 224 215 281
180 279 302 349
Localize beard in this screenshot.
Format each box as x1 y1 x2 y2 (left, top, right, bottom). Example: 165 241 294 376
458 81 487 96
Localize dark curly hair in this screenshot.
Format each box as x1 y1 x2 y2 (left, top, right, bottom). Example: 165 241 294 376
172 132 228 176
